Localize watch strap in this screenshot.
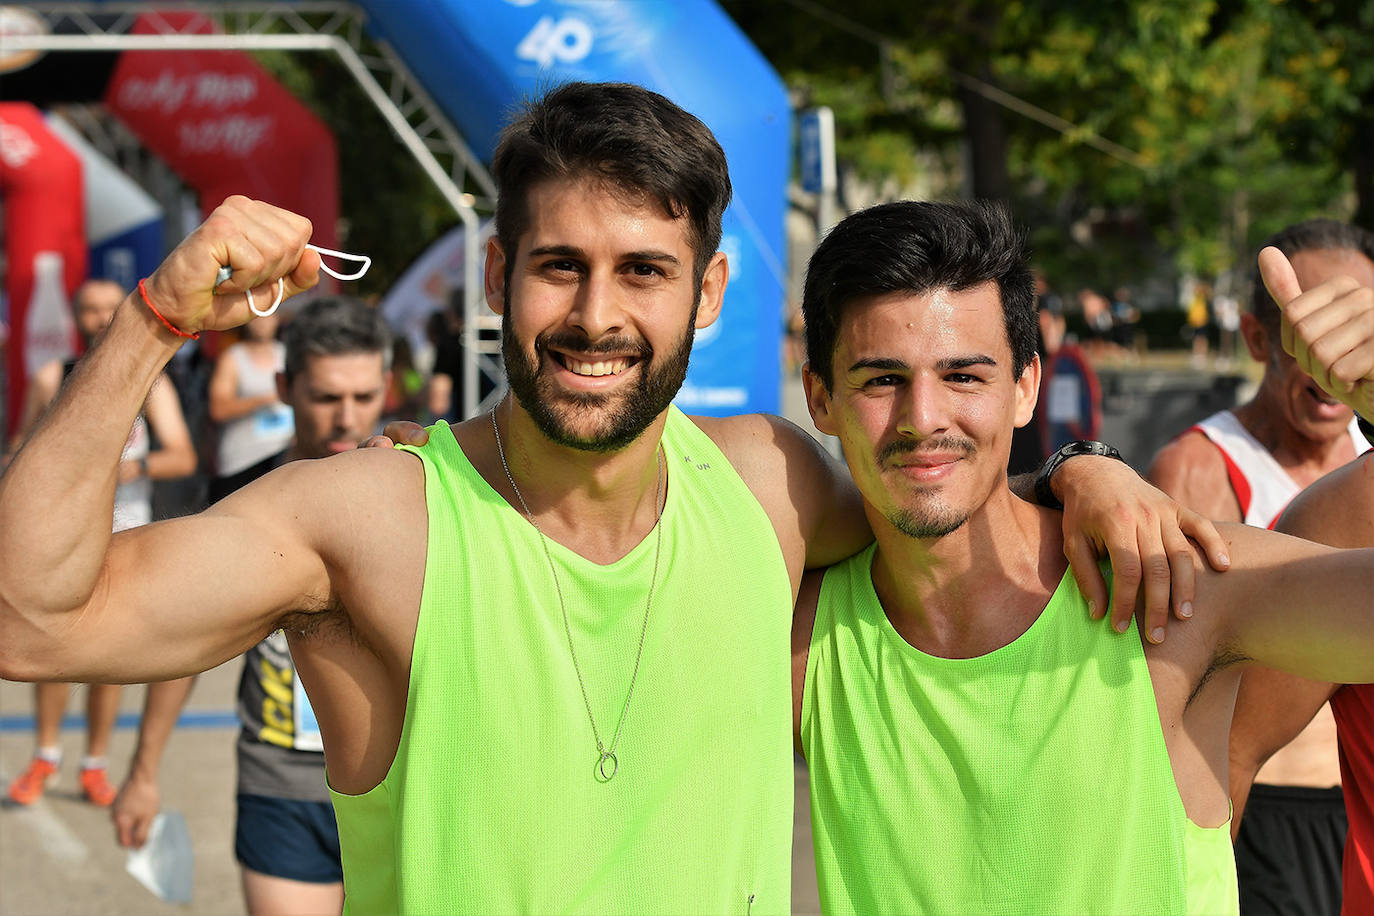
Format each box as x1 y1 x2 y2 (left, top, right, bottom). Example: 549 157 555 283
1034 441 1124 510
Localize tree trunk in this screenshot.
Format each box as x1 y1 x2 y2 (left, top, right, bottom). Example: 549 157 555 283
956 66 1012 203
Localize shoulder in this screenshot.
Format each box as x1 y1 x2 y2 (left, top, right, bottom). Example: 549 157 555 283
1277 452 1374 547
1146 427 1235 517
690 412 831 493
223 446 426 531
1147 428 1224 481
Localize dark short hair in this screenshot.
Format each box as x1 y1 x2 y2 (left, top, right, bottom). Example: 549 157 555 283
1252 219 1374 331
491 81 732 295
803 200 1037 389
72 277 125 306
282 296 392 383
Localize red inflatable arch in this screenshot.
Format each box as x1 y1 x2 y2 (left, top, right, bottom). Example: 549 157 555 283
0 102 85 437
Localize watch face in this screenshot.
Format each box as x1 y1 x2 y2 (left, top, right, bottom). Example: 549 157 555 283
1064 441 1119 461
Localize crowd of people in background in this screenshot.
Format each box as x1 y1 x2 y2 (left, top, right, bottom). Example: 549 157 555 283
788 267 1262 375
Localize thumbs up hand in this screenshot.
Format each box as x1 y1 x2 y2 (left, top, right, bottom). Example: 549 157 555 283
1259 245 1374 424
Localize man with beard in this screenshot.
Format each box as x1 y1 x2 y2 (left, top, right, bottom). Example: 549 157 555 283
792 200 1374 914
0 82 1223 912
111 296 392 916
1148 221 1374 916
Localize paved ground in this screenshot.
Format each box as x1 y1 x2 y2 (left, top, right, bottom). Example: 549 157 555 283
0 665 820 915
1 664 242 916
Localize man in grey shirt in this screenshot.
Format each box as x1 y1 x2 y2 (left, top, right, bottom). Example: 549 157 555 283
112 297 392 916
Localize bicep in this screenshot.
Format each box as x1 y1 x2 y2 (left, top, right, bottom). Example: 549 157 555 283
1276 455 1374 548
41 469 332 683
1213 524 1374 684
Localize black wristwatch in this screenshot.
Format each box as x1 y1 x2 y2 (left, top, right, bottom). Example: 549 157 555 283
1359 415 1374 450
1034 441 1125 510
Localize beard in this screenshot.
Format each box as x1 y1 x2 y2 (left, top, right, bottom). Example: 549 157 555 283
502 315 696 453
877 435 977 539
888 503 970 539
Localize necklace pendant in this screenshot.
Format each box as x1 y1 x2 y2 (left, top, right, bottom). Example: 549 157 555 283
596 750 619 783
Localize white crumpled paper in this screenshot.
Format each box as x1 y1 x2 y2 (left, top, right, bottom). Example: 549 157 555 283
125 810 194 903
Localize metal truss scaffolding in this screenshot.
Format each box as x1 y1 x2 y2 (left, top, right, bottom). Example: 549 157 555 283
5 2 504 419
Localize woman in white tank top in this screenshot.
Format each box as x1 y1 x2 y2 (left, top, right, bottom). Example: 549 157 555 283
208 314 294 502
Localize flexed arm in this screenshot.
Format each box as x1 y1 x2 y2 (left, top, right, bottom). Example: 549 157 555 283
0 198 323 682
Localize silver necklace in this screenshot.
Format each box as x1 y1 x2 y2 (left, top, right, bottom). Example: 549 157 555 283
491 405 664 782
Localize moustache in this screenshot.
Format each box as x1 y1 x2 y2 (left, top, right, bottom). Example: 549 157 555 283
877 436 976 465
536 331 652 360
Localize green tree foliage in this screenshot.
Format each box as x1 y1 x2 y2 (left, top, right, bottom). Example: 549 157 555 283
721 0 1366 300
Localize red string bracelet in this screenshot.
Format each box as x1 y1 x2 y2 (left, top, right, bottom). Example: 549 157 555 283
137 278 200 340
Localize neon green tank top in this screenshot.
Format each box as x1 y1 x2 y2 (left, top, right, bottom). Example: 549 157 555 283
331 407 795 914
801 544 1237 915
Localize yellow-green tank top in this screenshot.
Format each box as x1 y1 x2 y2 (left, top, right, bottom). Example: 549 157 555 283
802 543 1238 915
330 407 795 914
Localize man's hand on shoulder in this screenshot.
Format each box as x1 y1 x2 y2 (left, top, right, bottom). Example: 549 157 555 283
1054 454 1230 644
364 420 430 450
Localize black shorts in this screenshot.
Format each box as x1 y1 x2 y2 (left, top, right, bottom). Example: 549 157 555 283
234 793 342 884
1235 784 1346 916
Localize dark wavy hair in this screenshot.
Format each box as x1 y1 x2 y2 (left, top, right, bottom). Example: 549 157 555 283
803 200 1036 390
491 81 732 296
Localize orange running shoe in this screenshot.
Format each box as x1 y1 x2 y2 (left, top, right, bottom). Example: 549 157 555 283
79 766 116 807
7 757 59 805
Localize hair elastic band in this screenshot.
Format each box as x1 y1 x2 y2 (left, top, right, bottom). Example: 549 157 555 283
137 278 200 340
214 244 373 319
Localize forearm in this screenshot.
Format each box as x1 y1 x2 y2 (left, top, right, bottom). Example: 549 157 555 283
209 392 277 423
0 299 182 613
126 676 196 780
144 442 198 480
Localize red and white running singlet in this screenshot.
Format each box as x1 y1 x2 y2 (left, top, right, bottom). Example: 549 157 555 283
1188 410 1368 528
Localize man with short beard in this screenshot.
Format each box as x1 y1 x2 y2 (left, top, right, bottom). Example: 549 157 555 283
792 200 1374 914
0 83 1223 913
1148 221 1374 916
